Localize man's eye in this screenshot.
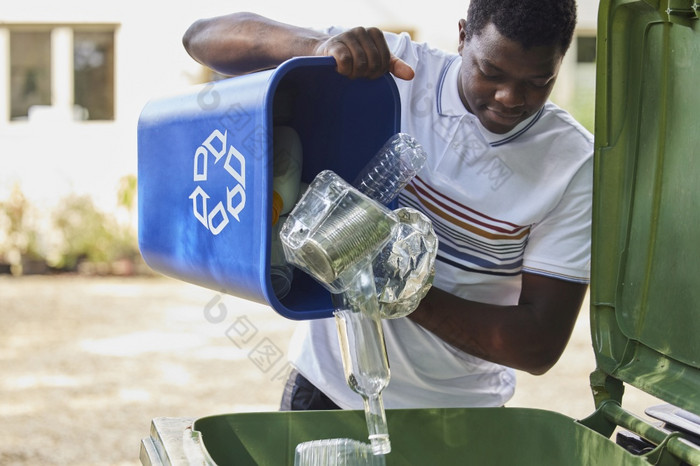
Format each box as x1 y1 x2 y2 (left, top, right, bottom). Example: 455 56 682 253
479 68 501 80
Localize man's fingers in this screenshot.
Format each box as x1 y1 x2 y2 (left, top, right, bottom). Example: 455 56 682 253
390 56 415 81
335 30 372 79
318 28 414 81
364 28 391 79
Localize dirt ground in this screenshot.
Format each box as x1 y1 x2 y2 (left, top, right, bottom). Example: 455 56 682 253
0 275 663 465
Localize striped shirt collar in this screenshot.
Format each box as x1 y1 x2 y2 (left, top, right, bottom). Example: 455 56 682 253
437 55 545 147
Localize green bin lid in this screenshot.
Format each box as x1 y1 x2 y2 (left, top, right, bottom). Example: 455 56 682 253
591 0 699 416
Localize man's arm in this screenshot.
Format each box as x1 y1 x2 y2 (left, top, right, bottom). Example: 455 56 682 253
182 12 414 80
408 272 588 375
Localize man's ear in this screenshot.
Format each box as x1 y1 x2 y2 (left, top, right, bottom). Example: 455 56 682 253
458 18 467 52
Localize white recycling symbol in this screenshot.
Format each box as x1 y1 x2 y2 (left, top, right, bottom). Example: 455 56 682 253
189 129 246 235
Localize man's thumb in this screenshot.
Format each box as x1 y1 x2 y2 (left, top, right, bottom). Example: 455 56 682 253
390 56 415 81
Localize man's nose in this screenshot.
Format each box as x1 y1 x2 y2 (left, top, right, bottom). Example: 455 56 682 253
494 82 526 108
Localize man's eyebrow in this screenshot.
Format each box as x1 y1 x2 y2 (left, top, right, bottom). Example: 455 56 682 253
481 58 502 72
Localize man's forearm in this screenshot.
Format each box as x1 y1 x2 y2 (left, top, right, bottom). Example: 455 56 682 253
408 288 549 373
182 12 327 76
408 274 587 375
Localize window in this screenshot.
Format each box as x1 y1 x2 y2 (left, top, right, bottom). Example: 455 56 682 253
10 30 52 120
576 36 597 63
74 30 115 120
5 25 116 122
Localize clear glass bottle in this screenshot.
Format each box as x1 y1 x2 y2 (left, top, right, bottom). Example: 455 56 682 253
334 266 391 455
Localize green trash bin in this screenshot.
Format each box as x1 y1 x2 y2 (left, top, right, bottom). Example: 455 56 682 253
190 409 653 465
140 0 700 464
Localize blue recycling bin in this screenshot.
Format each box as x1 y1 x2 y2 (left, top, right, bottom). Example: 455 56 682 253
137 57 401 320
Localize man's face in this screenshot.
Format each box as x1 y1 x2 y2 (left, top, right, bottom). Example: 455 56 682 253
457 21 564 134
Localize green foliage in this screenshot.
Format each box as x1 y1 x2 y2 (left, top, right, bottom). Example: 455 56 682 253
117 174 137 212
51 193 137 270
569 86 596 133
0 176 140 273
0 184 43 262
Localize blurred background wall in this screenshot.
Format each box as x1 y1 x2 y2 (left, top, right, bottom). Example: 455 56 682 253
0 0 598 275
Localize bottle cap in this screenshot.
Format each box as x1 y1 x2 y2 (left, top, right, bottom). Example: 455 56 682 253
272 191 284 225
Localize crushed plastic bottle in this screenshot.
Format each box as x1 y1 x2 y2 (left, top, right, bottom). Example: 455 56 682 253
373 207 437 319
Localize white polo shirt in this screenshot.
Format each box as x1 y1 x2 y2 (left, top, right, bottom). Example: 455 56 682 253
288 30 594 409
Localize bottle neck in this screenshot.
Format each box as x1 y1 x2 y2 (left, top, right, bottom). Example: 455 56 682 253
363 393 391 455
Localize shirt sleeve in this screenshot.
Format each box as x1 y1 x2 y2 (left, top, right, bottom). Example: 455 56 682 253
522 155 593 283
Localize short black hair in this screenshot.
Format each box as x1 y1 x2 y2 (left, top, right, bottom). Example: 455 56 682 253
464 0 577 53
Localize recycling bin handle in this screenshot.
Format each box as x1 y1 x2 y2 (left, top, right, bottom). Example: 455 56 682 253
600 401 700 465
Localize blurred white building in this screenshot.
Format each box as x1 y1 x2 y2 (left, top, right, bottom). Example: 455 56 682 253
0 0 598 218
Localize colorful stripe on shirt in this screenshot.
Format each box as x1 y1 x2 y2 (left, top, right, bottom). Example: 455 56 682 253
399 176 530 277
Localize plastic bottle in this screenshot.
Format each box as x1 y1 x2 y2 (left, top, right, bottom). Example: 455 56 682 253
270 126 303 299
272 126 303 222
295 438 386 466
270 212 293 299
352 133 427 205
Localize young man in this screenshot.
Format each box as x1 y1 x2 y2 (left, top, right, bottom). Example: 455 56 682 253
183 0 592 410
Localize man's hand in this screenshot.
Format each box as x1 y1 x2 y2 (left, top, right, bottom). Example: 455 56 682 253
314 27 415 81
